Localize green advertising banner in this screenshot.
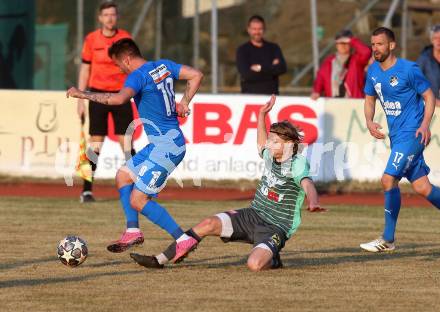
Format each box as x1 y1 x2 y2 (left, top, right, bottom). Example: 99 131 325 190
34 24 68 90
0 0 35 89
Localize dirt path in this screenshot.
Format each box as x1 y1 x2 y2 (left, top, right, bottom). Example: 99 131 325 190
0 182 432 207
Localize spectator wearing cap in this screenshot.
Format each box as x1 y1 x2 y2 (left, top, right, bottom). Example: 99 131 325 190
417 24 440 107
311 30 371 100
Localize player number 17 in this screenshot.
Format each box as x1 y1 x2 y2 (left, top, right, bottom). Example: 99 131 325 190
393 152 404 164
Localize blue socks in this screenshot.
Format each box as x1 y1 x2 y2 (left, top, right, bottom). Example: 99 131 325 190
140 201 184 239
382 187 401 242
119 184 139 229
381 184 440 242
119 184 184 239
427 185 440 209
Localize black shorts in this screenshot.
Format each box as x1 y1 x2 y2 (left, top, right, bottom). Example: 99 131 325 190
216 208 287 256
88 88 134 136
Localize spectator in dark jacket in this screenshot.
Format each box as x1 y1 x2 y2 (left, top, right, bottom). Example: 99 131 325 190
236 15 287 95
417 24 440 107
311 30 371 100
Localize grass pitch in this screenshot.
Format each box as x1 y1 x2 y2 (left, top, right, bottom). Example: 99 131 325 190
1 196 440 312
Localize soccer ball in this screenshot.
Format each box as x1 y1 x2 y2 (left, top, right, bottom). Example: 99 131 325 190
57 235 88 267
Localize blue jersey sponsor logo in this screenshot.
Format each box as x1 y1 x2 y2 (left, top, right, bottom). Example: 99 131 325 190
364 59 431 144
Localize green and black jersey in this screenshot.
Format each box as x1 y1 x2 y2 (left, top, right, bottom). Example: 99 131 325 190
250 149 310 238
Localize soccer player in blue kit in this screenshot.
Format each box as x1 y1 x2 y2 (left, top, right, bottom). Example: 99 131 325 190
360 27 440 252
67 38 203 261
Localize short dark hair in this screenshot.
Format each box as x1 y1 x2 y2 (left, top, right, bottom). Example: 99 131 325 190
372 27 395 42
108 38 142 59
270 120 303 156
99 1 118 13
248 15 265 26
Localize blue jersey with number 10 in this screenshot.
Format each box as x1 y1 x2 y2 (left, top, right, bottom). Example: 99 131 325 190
364 59 431 144
124 59 182 138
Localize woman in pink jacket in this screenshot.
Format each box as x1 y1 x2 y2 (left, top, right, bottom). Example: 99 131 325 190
311 30 371 100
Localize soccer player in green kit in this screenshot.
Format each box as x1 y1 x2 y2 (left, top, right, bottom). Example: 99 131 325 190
130 95 326 271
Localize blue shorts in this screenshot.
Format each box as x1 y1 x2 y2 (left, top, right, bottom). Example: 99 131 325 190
126 140 186 196
384 135 430 182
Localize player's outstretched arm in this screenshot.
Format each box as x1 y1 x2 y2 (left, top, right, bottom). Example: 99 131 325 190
364 95 385 140
257 95 276 154
301 178 327 212
66 87 135 106
177 65 204 117
416 88 435 145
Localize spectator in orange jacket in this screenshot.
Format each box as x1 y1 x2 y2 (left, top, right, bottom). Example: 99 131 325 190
311 30 371 100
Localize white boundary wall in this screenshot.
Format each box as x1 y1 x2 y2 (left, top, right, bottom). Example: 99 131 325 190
1 90 439 184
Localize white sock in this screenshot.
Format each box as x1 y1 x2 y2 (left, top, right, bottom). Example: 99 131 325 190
176 233 190 243
126 228 140 233
156 253 169 265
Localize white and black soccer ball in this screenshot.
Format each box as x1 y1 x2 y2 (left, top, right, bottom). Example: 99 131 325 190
57 235 88 267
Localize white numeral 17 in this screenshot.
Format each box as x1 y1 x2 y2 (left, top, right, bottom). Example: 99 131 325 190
393 152 404 164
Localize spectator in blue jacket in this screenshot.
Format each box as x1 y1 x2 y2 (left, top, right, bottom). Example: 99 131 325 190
417 24 440 107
